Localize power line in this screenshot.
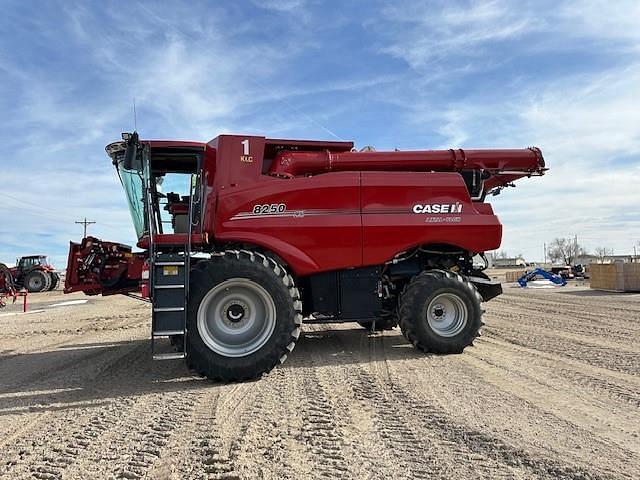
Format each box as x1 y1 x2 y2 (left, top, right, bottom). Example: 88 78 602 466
75 217 96 238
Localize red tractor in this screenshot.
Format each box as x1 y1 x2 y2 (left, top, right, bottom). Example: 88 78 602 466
8 255 59 292
65 132 546 381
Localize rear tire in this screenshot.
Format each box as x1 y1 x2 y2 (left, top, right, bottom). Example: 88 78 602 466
24 270 51 292
399 270 483 354
48 272 60 291
186 250 302 382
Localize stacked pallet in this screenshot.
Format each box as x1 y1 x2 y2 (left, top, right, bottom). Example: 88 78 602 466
590 263 640 292
505 270 526 283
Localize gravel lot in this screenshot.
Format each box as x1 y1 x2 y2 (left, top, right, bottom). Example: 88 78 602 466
0 284 638 479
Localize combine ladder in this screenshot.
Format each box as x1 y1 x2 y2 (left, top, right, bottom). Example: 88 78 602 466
151 251 189 359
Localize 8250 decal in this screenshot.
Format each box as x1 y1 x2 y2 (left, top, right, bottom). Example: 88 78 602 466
252 203 287 214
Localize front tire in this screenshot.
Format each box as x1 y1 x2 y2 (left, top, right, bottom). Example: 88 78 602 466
399 270 483 354
187 251 302 382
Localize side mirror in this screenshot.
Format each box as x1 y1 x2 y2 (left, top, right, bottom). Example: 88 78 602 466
123 131 140 170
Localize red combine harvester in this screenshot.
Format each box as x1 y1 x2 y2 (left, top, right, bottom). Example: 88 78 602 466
65 133 546 381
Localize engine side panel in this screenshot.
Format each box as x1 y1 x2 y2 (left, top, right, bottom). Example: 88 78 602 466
361 172 502 265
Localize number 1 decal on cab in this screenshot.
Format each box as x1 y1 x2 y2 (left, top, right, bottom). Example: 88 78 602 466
240 139 253 163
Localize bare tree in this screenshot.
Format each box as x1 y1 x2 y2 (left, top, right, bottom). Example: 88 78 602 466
594 246 613 263
489 250 509 261
547 237 586 265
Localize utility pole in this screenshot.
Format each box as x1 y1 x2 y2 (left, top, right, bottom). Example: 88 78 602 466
543 242 546 264
75 217 96 238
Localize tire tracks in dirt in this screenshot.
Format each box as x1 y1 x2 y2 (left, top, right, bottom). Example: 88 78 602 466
332 326 618 480
223 368 306 480
70 388 202 479
492 293 640 320
0 315 148 341
488 305 638 346
0 344 194 479
375 326 636 478
296 362 352 479
486 325 640 376
145 372 297 480
462 347 640 455
304 327 500 479
478 336 640 409
0 341 148 451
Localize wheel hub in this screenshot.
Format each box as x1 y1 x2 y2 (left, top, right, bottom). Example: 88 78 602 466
431 304 446 319
227 303 245 323
426 293 468 337
197 279 277 357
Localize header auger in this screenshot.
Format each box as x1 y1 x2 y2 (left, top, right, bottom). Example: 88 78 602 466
65 132 546 381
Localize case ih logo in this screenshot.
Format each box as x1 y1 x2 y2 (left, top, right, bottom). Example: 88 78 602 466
413 203 463 214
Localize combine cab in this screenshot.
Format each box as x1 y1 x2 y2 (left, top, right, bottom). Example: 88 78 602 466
65 132 546 381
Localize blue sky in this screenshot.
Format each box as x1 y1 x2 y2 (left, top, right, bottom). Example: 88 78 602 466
1 0 639 268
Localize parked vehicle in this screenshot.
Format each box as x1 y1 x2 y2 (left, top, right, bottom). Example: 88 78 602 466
550 266 574 280
9 255 59 292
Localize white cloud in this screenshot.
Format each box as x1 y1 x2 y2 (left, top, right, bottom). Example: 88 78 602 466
485 65 640 258
555 0 640 45
373 0 640 259
380 0 537 69
251 0 307 12
379 0 640 71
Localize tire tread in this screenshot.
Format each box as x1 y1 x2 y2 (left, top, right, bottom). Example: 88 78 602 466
398 269 483 354
187 250 302 382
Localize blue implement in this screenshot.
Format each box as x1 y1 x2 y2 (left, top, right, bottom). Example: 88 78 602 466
518 268 567 288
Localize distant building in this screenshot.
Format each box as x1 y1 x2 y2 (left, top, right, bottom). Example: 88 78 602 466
575 254 636 265
492 256 527 268
574 255 599 265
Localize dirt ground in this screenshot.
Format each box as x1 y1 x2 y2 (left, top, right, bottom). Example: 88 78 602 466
0 284 638 479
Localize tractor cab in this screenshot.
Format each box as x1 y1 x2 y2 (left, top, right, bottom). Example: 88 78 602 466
17 255 51 271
